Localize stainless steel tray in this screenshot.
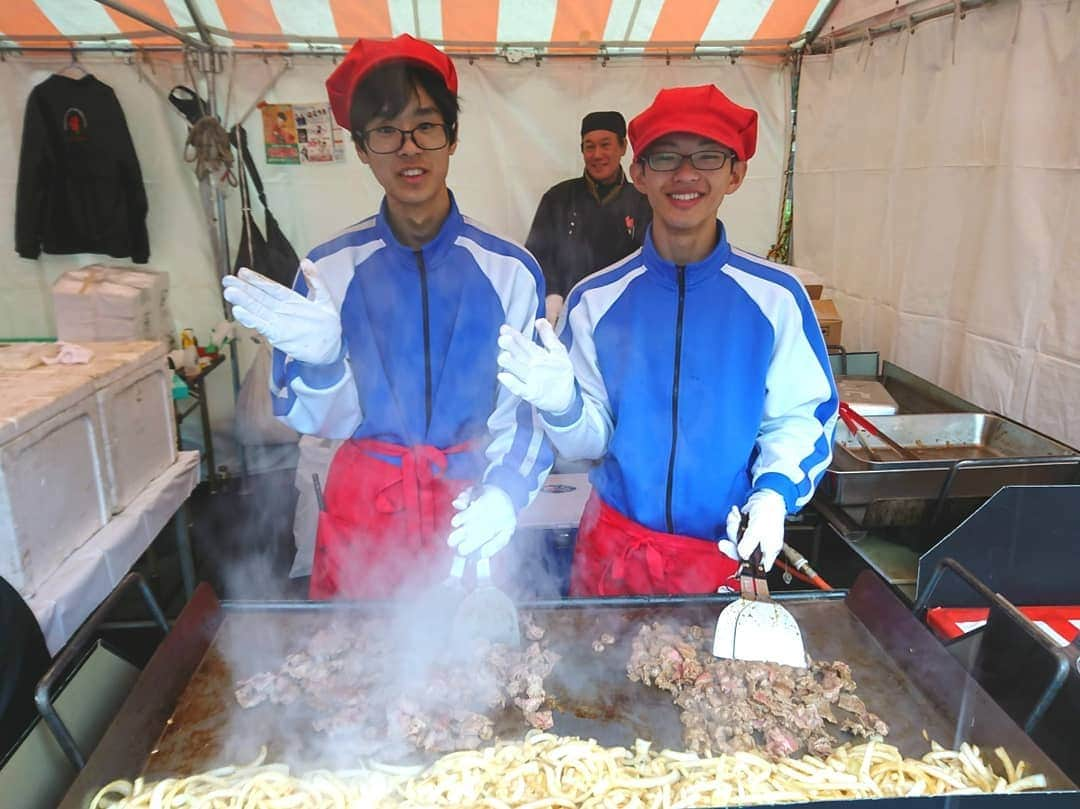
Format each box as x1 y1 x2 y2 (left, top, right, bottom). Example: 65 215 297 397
824 413 1079 505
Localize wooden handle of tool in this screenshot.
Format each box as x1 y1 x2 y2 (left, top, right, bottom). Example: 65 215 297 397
742 511 767 578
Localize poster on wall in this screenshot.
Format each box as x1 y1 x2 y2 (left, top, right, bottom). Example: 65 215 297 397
260 104 299 164
260 102 346 165
294 103 346 163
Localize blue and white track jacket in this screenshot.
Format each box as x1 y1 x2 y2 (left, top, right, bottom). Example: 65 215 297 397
543 223 838 539
270 195 553 511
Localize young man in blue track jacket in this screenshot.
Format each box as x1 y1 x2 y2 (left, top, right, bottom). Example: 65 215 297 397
497 84 838 596
223 35 552 599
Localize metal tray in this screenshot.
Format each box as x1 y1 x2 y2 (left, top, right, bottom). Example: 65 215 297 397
58 575 1076 808
825 414 1079 505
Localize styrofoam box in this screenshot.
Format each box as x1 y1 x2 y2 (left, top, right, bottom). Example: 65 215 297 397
837 378 900 416
80 342 177 511
0 372 110 594
52 266 172 344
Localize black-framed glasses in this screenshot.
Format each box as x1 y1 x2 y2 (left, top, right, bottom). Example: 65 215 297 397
641 149 735 172
357 122 452 154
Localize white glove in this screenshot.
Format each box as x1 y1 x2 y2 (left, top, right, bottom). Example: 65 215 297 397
222 260 342 366
721 490 787 571
496 319 576 415
447 485 516 559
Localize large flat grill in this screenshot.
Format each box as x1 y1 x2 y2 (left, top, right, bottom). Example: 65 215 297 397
59 573 1077 808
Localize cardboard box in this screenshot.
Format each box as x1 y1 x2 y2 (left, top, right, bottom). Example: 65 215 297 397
811 299 843 347
784 265 825 299
53 266 172 345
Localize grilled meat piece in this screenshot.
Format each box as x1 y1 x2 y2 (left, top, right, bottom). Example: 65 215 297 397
233 672 275 709
233 615 558 755
628 622 889 758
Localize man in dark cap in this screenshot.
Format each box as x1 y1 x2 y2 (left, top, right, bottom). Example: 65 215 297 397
222 34 552 599
526 111 652 322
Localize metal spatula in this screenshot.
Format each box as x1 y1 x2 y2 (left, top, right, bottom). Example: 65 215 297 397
409 553 468 648
451 557 521 650
712 517 807 668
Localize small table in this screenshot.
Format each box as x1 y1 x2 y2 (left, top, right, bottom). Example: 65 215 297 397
510 474 592 598
518 473 592 530
174 354 225 487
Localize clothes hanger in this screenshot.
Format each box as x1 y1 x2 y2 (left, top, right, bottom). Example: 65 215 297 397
56 48 89 78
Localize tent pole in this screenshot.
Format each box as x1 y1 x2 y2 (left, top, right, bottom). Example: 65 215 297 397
0 44 793 60
808 0 992 52
200 52 243 404
91 0 207 50
183 0 244 469
805 0 842 48
181 0 213 46
190 45 246 480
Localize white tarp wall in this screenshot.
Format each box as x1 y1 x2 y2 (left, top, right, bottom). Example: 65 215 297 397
0 55 789 464
794 0 1080 448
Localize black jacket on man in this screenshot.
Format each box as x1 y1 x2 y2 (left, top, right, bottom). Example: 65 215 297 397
16 74 150 263
525 169 652 298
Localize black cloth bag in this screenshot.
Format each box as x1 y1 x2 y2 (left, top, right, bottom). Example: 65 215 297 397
230 126 300 287
168 86 299 287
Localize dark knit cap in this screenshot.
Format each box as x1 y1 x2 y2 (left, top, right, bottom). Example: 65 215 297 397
580 110 626 139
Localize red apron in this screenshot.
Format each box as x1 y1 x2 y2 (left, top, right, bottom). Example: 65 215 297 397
309 438 472 600
569 493 740 597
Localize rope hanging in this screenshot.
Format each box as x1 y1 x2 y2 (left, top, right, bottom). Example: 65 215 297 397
183 115 236 184
179 52 237 185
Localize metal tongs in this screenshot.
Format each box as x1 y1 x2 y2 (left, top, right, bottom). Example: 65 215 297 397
838 401 919 461
712 516 808 668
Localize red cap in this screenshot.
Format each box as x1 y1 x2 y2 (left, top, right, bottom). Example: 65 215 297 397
326 34 458 130
628 85 758 162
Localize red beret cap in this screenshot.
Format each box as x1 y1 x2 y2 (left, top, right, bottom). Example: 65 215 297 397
326 34 458 129
628 85 758 162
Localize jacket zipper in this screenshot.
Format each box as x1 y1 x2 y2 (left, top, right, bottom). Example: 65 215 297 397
665 265 686 534
415 250 433 433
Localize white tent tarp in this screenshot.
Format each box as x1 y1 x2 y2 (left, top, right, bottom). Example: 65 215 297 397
794 0 1080 448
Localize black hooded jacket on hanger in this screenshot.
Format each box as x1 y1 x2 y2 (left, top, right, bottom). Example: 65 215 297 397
16 74 150 263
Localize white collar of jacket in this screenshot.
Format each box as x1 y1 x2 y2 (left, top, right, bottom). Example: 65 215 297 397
641 220 732 289
373 190 465 266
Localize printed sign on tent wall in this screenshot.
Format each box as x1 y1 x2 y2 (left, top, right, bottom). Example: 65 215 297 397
260 103 346 165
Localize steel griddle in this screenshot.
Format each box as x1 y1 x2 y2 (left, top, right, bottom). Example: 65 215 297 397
59 572 1076 808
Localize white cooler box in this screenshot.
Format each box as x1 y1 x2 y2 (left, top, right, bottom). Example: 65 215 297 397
0 371 110 594
837 379 899 416
77 342 177 512
52 266 173 344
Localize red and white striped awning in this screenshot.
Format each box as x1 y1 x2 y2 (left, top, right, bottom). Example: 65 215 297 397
0 0 835 54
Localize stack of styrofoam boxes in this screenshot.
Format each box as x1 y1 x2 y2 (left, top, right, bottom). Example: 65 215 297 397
0 341 176 596
52 266 173 345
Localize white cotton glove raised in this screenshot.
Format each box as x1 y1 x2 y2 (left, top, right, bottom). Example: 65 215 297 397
447 486 517 559
222 259 341 365
720 490 788 571
496 319 576 415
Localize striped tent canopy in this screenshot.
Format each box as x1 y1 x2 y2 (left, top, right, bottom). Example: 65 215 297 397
0 0 840 56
